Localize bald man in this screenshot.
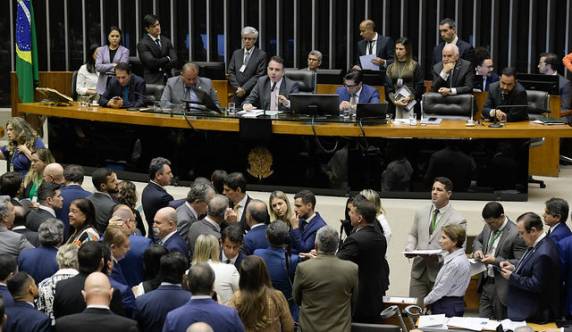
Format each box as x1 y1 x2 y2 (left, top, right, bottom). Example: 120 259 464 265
153 207 188 257
431 43 474 96
354 19 394 69
160 62 220 109
187 322 214 332
55 272 138 332
43 163 65 185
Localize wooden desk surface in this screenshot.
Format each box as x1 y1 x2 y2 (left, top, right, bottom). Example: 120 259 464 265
18 102 572 139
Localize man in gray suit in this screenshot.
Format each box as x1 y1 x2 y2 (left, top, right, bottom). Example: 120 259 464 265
228 26 267 105
0 196 33 257
431 44 474 96
160 62 220 109
87 168 118 234
176 183 215 239
473 202 526 320
293 227 358 332
187 195 232 256
243 56 299 112
404 176 466 299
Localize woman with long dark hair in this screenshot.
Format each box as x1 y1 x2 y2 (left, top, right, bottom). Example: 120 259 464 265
76 44 100 96
65 198 99 246
0 118 45 177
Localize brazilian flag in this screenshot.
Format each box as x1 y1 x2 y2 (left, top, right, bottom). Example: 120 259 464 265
16 0 39 103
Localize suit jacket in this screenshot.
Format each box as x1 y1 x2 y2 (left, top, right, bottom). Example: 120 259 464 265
18 246 59 283
187 218 221 257
12 225 40 247
175 203 198 240
109 278 137 318
293 255 358 332
0 284 14 306
26 207 55 232
53 273 126 319
55 307 138 332
558 235 572 316
337 224 389 321
162 298 245 332
95 45 130 94
559 75 572 110
162 232 188 257
336 84 381 105
355 34 395 67
228 47 267 93
0 225 33 257
160 75 220 108
432 39 475 65
5 301 51 332
482 81 529 122
473 72 499 92
242 224 269 255
507 237 561 322
243 76 299 111
548 222 572 243
236 195 252 233
56 184 91 238
290 213 327 253
255 247 299 309
119 235 153 287
142 182 174 225
87 192 117 234
137 34 178 85
99 74 146 108
134 284 191 332
405 204 467 282
431 59 474 94
472 220 526 305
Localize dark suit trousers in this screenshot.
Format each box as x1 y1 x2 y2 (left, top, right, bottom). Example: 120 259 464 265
431 296 464 317
479 279 507 320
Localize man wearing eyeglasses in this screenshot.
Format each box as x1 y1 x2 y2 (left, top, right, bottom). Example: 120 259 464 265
228 26 267 106
336 70 380 112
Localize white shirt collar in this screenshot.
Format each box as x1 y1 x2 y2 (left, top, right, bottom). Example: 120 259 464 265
161 230 178 243
148 34 161 42
185 202 198 219
39 205 56 217
160 282 182 287
192 295 212 300
221 251 238 264
87 304 110 310
244 46 255 53
236 194 249 209
150 180 163 188
250 223 265 229
533 232 547 247
370 33 378 43
204 216 221 231
433 201 451 213
447 35 459 46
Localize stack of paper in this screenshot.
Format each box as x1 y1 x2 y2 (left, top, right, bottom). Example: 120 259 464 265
418 314 448 329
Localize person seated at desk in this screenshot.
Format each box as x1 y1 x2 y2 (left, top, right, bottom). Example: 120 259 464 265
431 43 474 96
76 44 100 97
99 63 145 109
242 56 299 112
538 52 572 116
482 67 528 122
336 69 380 112
305 50 322 72
160 62 220 109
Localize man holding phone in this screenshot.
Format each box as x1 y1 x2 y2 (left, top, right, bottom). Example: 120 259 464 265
99 63 146 109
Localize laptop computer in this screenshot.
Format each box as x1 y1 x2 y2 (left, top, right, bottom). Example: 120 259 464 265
356 103 388 124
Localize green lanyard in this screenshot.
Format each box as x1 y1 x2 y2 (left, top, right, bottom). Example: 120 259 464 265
487 228 503 253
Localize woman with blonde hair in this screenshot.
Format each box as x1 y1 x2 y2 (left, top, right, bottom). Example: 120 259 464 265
192 234 239 304
1 118 45 177
22 148 55 200
360 189 392 244
268 191 295 227
229 255 294 332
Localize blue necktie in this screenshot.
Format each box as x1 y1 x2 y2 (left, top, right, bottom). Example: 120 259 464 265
122 86 129 103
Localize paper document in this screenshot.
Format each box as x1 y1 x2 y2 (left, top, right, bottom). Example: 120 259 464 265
359 54 380 71
403 249 443 256
468 259 487 276
237 110 280 118
500 319 527 331
418 314 447 328
420 118 443 125
447 317 490 331
382 296 418 304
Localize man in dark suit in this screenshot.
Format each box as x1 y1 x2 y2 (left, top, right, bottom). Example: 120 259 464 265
539 52 572 112
543 197 572 244
18 219 62 283
87 168 118 234
482 67 529 122
134 252 190 332
162 263 244 332
432 43 474 96
558 225 572 317
500 212 561 323
432 18 474 65
137 14 178 85
242 56 299 112
354 19 394 69
337 198 389 323
242 199 270 255
53 241 126 318
473 202 526 320
4 272 51 332
160 62 220 109
154 207 188 257
142 157 174 227
56 165 91 239
176 183 215 239
55 271 138 332
473 47 499 92
228 26 267 106
221 225 245 270
223 172 251 232
293 227 358 332
0 255 17 306
290 190 327 254
336 69 380 112
98 63 146 108
26 182 63 232
188 194 229 256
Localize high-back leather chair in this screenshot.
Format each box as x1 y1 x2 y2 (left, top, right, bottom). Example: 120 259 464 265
526 89 549 120
285 68 316 93
193 61 226 80
421 92 475 119
144 84 165 105
71 71 79 101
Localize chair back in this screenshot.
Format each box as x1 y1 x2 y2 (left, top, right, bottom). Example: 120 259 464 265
129 56 144 77
422 92 474 119
71 70 79 101
285 68 316 93
145 84 165 105
525 89 549 120
193 61 226 80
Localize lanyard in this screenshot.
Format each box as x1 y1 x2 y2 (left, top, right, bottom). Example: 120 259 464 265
487 228 503 253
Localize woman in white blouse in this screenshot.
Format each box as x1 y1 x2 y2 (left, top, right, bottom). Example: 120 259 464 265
192 234 240 304
76 44 99 97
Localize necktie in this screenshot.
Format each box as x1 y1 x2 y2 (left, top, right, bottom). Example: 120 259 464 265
225 259 231 264
155 38 161 48
483 77 487 91
122 86 129 103
515 247 533 273
429 209 440 235
244 50 251 65
185 87 191 101
547 228 552 236
299 219 307 233
270 82 278 111
368 41 373 55
351 93 358 106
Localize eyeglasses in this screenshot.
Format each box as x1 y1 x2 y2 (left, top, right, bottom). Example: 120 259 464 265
345 83 359 88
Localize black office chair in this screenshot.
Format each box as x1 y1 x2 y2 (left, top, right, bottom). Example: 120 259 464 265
351 323 402 332
316 68 343 84
71 70 79 101
129 56 144 77
526 89 549 188
421 92 475 120
193 61 226 80
144 84 165 105
285 68 316 93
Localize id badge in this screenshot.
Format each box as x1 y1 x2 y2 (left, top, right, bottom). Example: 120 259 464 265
397 78 403 88
239 65 247 72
